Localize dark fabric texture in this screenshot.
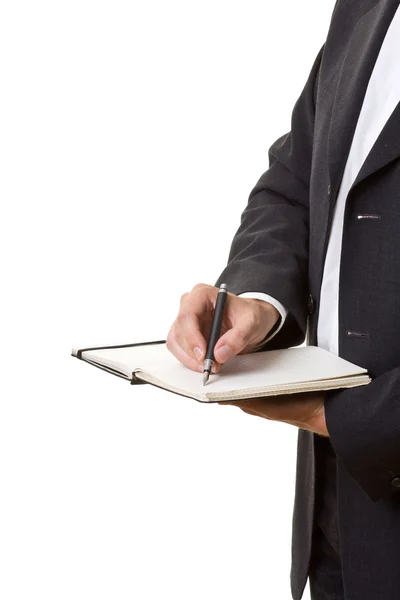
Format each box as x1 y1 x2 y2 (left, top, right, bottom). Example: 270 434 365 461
309 523 344 600
215 1 400 599
314 438 340 558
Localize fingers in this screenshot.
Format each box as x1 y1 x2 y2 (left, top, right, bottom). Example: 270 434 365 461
166 330 203 372
166 284 279 372
175 311 206 360
176 287 212 359
166 284 217 371
217 400 266 418
213 312 260 363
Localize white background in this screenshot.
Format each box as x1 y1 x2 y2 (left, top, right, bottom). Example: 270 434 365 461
2 1 335 598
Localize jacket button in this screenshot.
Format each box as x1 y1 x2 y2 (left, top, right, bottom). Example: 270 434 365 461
391 477 400 489
308 294 315 315
328 184 331 195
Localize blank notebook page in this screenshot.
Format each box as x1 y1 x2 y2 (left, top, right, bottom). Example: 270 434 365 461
81 344 366 396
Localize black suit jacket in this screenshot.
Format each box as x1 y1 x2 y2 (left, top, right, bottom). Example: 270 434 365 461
216 1 400 598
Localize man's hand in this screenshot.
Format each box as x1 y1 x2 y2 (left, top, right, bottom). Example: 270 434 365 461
166 283 280 374
219 392 329 437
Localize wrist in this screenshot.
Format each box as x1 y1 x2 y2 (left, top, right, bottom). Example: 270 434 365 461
247 299 280 349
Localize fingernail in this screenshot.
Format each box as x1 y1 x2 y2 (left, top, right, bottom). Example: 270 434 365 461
215 345 233 363
194 347 203 361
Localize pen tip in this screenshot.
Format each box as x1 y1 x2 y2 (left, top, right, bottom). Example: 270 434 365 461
202 372 209 386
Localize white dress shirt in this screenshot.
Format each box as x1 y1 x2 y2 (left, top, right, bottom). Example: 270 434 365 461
318 5 400 354
244 5 400 353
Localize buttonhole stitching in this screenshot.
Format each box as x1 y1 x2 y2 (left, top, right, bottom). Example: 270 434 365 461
356 213 381 220
346 330 369 338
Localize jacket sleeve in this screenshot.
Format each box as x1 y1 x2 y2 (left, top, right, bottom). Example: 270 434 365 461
325 367 400 502
215 45 325 351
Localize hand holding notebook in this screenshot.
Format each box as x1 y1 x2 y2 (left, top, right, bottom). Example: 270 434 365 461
72 285 370 402
218 389 328 436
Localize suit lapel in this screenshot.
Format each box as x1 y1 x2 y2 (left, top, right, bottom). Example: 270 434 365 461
327 0 399 200
352 100 400 189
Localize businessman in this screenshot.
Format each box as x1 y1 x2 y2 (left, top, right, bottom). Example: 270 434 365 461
167 1 400 598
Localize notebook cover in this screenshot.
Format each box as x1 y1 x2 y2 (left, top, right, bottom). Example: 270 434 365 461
72 339 166 385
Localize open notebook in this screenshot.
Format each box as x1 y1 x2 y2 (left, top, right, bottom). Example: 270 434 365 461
72 341 371 403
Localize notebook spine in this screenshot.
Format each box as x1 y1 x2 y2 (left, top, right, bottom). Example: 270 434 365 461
75 339 166 360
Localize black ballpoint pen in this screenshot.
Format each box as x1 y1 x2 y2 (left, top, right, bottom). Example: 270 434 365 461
203 283 228 385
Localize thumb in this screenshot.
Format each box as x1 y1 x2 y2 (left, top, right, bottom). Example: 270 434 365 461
213 316 255 364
